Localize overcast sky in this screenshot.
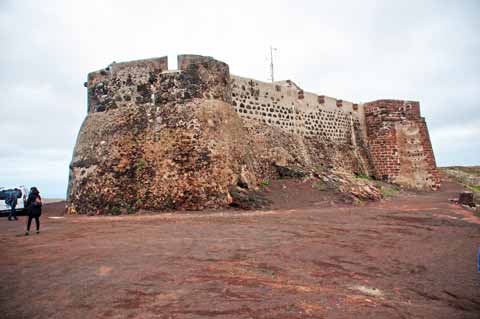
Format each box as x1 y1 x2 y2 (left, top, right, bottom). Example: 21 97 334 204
1 0 479 198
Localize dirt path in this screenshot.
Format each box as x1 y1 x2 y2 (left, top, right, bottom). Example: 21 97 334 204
0 180 479 319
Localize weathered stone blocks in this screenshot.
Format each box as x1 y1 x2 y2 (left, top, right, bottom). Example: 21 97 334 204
67 54 440 215
364 100 440 190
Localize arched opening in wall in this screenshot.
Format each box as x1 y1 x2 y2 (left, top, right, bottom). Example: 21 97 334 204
169 54 178 70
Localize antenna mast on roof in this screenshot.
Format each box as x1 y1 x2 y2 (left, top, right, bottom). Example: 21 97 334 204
269 46 277 82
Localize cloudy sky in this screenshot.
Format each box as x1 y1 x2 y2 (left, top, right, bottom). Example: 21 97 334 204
1 0 479 198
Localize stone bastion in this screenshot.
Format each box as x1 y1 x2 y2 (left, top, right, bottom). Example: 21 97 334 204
67 54 440 215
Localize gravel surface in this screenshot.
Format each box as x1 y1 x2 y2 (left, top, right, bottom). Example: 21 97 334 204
0 179 479 318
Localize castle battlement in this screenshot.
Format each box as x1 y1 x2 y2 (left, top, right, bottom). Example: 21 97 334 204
83 54 439 189
68 54 440 214
230 75 365 144
85 55 230 113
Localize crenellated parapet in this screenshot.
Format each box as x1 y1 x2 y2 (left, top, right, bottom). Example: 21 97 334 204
85 55 231 114
230 75 366 144
86 56 168 113
177 54 231 103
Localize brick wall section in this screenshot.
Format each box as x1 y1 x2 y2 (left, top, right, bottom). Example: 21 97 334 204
364 100 440 190
417 118 441 187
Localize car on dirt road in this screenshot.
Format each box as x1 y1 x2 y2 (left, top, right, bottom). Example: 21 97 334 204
0 186 28 215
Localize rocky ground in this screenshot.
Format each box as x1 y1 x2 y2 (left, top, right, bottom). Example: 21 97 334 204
440 166 480 207
1 176 479 318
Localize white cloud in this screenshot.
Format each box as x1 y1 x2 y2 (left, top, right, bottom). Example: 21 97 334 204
431 122 480 142
430 121 480 166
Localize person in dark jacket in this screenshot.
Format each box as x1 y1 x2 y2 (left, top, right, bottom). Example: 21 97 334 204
7 189 18 221
25 187 42 235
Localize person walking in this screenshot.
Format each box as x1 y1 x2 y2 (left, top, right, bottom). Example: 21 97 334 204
7 189 18 221
25 187 42 235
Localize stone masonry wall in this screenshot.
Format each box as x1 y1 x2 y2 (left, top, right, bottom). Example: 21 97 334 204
68 54 440 215
68 55 236 214
231 76 365 143
86 55 230 114
364 100 440 190
230 76 372 174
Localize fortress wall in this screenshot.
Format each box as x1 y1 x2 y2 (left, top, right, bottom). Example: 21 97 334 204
86 56 365 149
231 75 366 146
68 53 442 215
69 54 441 216
417 119 441 189
86 56 168 113
177 54 214 70
177 54 231 102
364 100 440 190
85 55 231 114
69 55 238 214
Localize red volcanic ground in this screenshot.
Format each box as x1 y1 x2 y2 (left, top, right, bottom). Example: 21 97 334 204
0 178 479 319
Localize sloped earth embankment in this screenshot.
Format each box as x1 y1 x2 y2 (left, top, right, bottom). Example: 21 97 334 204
0 180 479 318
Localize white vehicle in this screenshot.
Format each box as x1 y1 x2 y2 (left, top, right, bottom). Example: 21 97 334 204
0 186 28 213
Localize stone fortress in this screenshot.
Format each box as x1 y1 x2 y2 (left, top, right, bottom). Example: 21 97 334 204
67 54 440 215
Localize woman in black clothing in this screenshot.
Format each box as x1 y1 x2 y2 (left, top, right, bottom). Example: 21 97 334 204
25 187 42 235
